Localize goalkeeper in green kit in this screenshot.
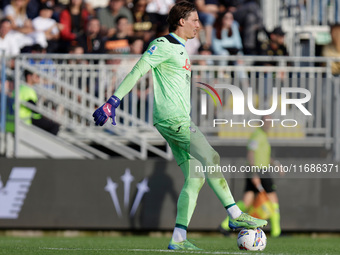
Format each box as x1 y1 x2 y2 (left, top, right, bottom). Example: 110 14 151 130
93 1 267 250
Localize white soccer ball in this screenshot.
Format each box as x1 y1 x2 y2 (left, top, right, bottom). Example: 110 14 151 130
237 228 267 251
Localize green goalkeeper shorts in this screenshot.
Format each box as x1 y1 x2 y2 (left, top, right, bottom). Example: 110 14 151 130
155 117 206 166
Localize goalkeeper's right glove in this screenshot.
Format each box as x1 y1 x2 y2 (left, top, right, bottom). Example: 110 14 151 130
92 95 120 126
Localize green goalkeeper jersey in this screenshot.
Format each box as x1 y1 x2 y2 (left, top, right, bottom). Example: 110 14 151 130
114 32 192 125
142 33 192 124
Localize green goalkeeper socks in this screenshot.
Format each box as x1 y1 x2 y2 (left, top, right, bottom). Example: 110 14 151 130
175 160 237 228
206 177 236 208
175 160 205 227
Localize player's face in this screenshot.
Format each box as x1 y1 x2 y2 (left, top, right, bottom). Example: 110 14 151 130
87 19 100 35
223 12 234 28
32 73 40 84
182 11 200 40
0 21 11 37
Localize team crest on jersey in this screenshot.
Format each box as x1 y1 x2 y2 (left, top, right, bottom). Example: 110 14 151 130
182 59 191 71
147 45 157 55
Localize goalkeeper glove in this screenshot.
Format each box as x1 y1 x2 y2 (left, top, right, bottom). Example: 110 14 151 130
93 95 120 126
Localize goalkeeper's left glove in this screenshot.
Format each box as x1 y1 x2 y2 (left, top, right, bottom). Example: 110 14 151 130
92 95 120 126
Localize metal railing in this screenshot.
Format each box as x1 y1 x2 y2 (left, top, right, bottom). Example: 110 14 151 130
279 0 339 26
13 54 171 160
262 0 337 56
3 54 340 160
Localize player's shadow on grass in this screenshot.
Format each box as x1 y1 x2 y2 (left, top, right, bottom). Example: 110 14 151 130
130 160 178 229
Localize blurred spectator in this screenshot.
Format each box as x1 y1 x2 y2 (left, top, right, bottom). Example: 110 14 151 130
19 70 60 135
97 0 133 38
4 0 34 34
322 24 340 75
76 17 105 54
32 2 61 53
85 0 110 10
0 18 21 56
68 43 85 55
232 0 263 55
27 44 49 61
105 15 130 54
59 0 90 50
131 0 155 44
258 27 288 60
211 10 246 82
129 36 143 54
212 11 242 56
195 0 219 46
0 17 45 62
3 0 41 19
146 0 174 30
68 44 87 64
197 43 213 65
46 0 65 21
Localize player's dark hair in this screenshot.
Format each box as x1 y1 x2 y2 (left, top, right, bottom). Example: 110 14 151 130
214 12 234 39
0 18 11 26
167 1 196 32
115 15 128 25
24 70 33 79
128 36 143 45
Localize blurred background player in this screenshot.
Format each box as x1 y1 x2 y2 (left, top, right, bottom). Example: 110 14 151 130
18 70 60 135
219 115 282 237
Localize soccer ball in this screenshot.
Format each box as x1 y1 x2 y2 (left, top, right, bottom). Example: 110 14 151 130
237 228 267 251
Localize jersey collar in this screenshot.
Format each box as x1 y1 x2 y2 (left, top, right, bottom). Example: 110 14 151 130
169 33 186 47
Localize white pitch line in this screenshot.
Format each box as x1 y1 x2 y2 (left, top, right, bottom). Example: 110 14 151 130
39 247 246 254
39 247 294 255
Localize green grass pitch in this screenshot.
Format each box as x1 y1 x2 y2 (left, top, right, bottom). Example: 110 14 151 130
0 234 339 255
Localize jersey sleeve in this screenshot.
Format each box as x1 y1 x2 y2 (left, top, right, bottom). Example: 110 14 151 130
141 38 171 68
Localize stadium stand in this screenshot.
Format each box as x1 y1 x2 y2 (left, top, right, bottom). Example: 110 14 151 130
0 0 339 161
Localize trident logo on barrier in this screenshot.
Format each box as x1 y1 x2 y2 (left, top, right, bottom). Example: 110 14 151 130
105 168 149 218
